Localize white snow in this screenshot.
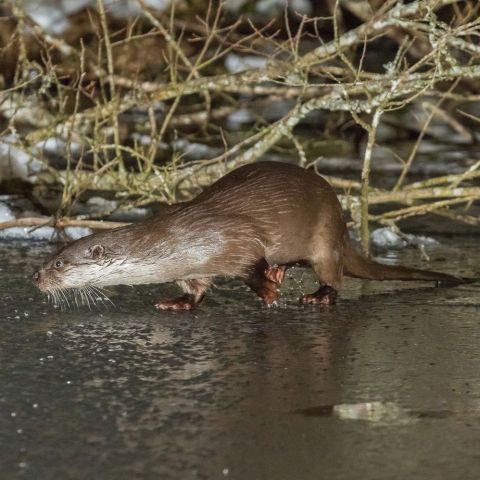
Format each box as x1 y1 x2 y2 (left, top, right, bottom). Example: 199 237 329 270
227 109 253 128
0 203 15 222
0 96 54 127
35 137 82 156
103 0 170 17
86 197 119 215
174 139 219 160
371 228 407 249
0 225 93 241
23 1 70 34
24 0 171 34
404 233 439 247
371 227 439 249
0 226 57 241
109 207 149 221
0 135 43 182
62 0 95 15
86 197 149 220
0 203 93 241
225 54 267 73
256 0 312 15
64 226 93 240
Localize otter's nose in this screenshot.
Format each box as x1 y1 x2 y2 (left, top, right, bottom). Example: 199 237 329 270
32 271 40 282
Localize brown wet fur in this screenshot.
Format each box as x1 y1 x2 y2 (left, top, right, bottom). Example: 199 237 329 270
35 161 467 309
244 259 280 305
265 265 287 285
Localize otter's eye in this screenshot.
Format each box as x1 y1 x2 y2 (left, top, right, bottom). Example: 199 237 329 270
54 259 64 269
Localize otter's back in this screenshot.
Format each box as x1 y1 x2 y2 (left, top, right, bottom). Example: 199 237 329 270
192 162 345 264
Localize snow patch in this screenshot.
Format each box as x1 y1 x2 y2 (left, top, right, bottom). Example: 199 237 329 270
256 0 312 14
371 227 439 250
227 109 254 128
35 137 82 156
0 203 16 222
86 197 119 215
174 139 219 160
24 0 170 34
64 226 93 240
371 228 407 249
0 135 43 182
0 226 56 241
225 54 267 73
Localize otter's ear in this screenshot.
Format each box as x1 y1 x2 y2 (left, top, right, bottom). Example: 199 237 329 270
85 244 106 260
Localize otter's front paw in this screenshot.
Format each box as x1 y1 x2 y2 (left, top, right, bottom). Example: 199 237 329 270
265 265 287 285
299 285 337 305
155 297 196 310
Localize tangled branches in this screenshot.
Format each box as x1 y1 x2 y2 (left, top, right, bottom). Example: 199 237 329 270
1 0 479 251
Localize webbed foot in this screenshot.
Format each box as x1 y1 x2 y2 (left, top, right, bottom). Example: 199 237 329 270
299 285 337 305
265 265 287 285
155 295 196 311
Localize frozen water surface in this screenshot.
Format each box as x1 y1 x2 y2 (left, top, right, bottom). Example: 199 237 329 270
0 236 479 479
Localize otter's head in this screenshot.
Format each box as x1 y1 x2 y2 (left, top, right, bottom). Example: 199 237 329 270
32 231 128 301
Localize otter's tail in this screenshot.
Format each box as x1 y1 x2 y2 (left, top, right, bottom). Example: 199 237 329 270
343 239 466 286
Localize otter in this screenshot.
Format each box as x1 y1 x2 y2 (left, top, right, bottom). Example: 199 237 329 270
33 161 466 310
